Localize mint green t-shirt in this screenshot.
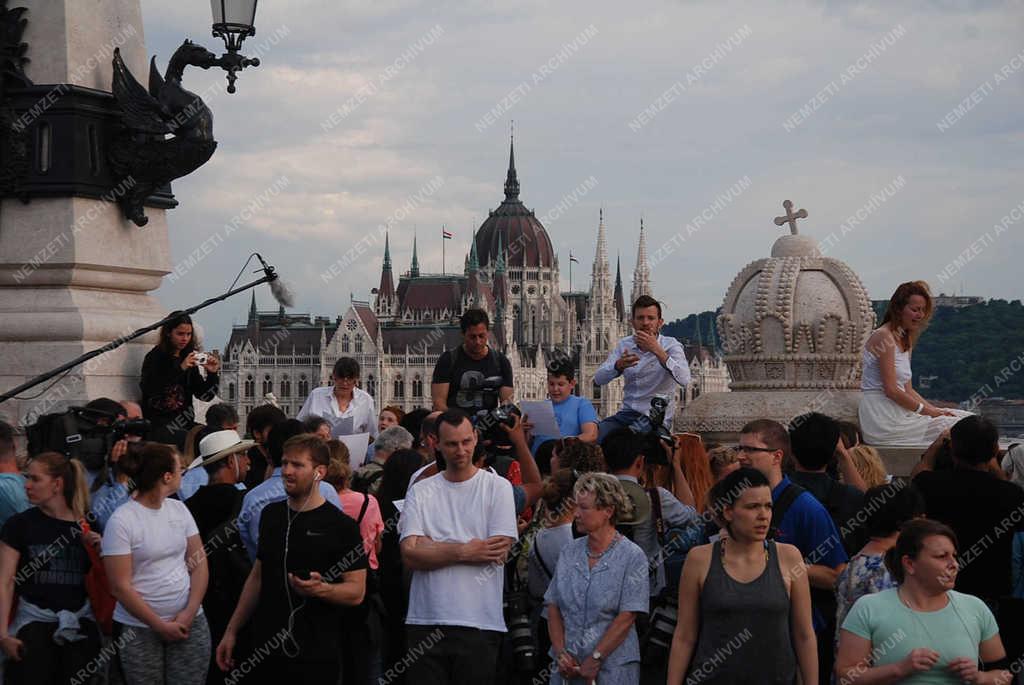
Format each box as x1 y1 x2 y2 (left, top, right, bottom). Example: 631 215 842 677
841 588 999 684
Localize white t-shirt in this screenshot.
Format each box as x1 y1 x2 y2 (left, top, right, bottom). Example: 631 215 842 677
101 498 202 628
400 468 517 632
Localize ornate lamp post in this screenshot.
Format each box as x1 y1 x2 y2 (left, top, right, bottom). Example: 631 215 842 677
210 0 261 93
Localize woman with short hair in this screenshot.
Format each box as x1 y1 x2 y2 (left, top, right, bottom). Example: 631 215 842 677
103 443 210 685
836 518 1010 684
667 466 817 684
0 452 100 684
545 472 649 684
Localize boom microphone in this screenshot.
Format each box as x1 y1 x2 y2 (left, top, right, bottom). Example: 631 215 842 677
256 253 295 308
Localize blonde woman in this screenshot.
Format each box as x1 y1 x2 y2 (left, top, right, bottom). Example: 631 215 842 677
0 452 100 685
847 445 889 488
545 473 649 684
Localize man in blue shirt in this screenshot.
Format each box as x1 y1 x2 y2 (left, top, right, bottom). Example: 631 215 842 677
529 357 599 453
238 419 342 560
738 418 847 685
0 421 28 528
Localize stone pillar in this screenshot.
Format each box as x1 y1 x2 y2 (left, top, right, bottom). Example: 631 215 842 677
0 0 170 428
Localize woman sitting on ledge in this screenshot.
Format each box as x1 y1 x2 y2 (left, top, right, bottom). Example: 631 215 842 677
859 281 971 446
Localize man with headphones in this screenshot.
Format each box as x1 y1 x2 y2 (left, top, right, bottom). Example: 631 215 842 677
216 434 368 682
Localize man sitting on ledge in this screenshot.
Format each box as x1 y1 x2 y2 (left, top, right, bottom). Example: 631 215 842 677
594 295 691 442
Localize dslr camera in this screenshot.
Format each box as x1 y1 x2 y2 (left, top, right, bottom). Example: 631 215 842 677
629 395 674 465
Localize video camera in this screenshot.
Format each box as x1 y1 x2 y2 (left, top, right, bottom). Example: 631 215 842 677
630 395 674 465
26 406 150 471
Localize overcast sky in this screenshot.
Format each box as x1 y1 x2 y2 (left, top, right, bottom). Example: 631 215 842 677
139 1 1024 350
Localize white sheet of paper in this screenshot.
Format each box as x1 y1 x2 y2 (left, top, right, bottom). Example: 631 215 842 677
328 416 355 437
392 498 405 514
336 432 370 468
519 400 560 437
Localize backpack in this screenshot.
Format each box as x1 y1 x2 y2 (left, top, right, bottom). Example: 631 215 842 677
352 461 385 495
26 406 118 471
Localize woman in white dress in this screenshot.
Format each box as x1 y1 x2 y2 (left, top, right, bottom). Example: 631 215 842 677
859 281 971 445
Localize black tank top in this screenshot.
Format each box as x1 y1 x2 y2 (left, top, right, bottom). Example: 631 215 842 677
688 539 797 684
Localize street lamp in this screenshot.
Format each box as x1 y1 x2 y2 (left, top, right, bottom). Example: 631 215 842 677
210 0 261 93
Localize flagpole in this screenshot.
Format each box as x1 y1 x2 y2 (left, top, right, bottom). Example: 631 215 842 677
442 224 445 275
569 251 573 292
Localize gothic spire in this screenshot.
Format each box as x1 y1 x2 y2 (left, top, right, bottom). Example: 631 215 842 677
613 253 625 321
410 229 420 277
376 230 396 308
630 216 652 304
248 291 257 324
468 229 480 272
503 123 520 202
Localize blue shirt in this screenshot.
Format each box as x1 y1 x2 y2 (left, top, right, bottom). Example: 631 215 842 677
0 474 28 529
530 395 599 453
239 468 343 561
91 479 130 533
179 467 208 501
772 475 848 631
543 534 649 671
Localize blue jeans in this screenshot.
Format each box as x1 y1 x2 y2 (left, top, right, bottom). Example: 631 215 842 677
597 409 655 443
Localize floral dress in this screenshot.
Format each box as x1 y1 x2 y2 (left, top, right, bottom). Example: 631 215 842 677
834 552 896 658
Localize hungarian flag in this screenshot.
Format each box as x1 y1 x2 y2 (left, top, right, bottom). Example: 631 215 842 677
442 226 453 239
569 252 579 263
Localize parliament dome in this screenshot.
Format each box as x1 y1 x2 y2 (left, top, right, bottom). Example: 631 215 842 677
474 138 556 270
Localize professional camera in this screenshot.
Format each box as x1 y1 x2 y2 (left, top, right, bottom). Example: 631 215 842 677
628 395 674 464
456 374 504 411
474 403 521 454
26 406 150 470
503 589 537 672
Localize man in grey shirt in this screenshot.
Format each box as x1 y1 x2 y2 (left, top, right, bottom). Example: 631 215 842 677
603 429 701 597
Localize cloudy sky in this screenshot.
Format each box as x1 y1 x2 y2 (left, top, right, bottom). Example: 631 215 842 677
139 0 1024 349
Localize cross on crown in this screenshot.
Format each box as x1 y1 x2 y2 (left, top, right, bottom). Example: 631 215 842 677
773 200 808 235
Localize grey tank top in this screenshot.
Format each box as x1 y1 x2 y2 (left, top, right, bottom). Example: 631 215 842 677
688 539 797 684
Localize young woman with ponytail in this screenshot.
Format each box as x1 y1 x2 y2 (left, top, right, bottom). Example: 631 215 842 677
0 451 102 684
102 442 210 685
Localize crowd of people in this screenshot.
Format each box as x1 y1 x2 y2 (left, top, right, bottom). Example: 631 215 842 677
0 284 1022 685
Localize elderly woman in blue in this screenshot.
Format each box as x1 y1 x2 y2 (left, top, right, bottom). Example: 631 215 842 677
836 519 1011 684
544 473 649 684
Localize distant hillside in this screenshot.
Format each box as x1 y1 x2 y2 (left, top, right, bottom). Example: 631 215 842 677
663 311 721 347
664 300 1024 403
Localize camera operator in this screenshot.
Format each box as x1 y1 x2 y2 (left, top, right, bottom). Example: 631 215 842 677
88 399 149 532
594 296 691 443
431 309 513 412
604 429 700 599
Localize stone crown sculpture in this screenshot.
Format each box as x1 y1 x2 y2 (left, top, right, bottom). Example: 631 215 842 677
717 201 875 391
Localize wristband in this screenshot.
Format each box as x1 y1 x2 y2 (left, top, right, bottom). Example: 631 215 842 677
914 403 924 415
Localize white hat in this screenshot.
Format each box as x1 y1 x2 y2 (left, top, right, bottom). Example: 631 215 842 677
192 430 255 469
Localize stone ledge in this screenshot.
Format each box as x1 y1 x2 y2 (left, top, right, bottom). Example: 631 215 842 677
871 445 926 478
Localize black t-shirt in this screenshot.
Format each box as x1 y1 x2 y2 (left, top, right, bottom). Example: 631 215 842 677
431 346 513 410
255 500 367 660
0 508 91 612
244 445 270 490
914 468 1024 601
788 471 865 555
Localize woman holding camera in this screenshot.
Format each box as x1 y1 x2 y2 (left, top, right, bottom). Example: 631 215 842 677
140 311 220 449
103 443 210 685
0 452 100 685
545 472 649 684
